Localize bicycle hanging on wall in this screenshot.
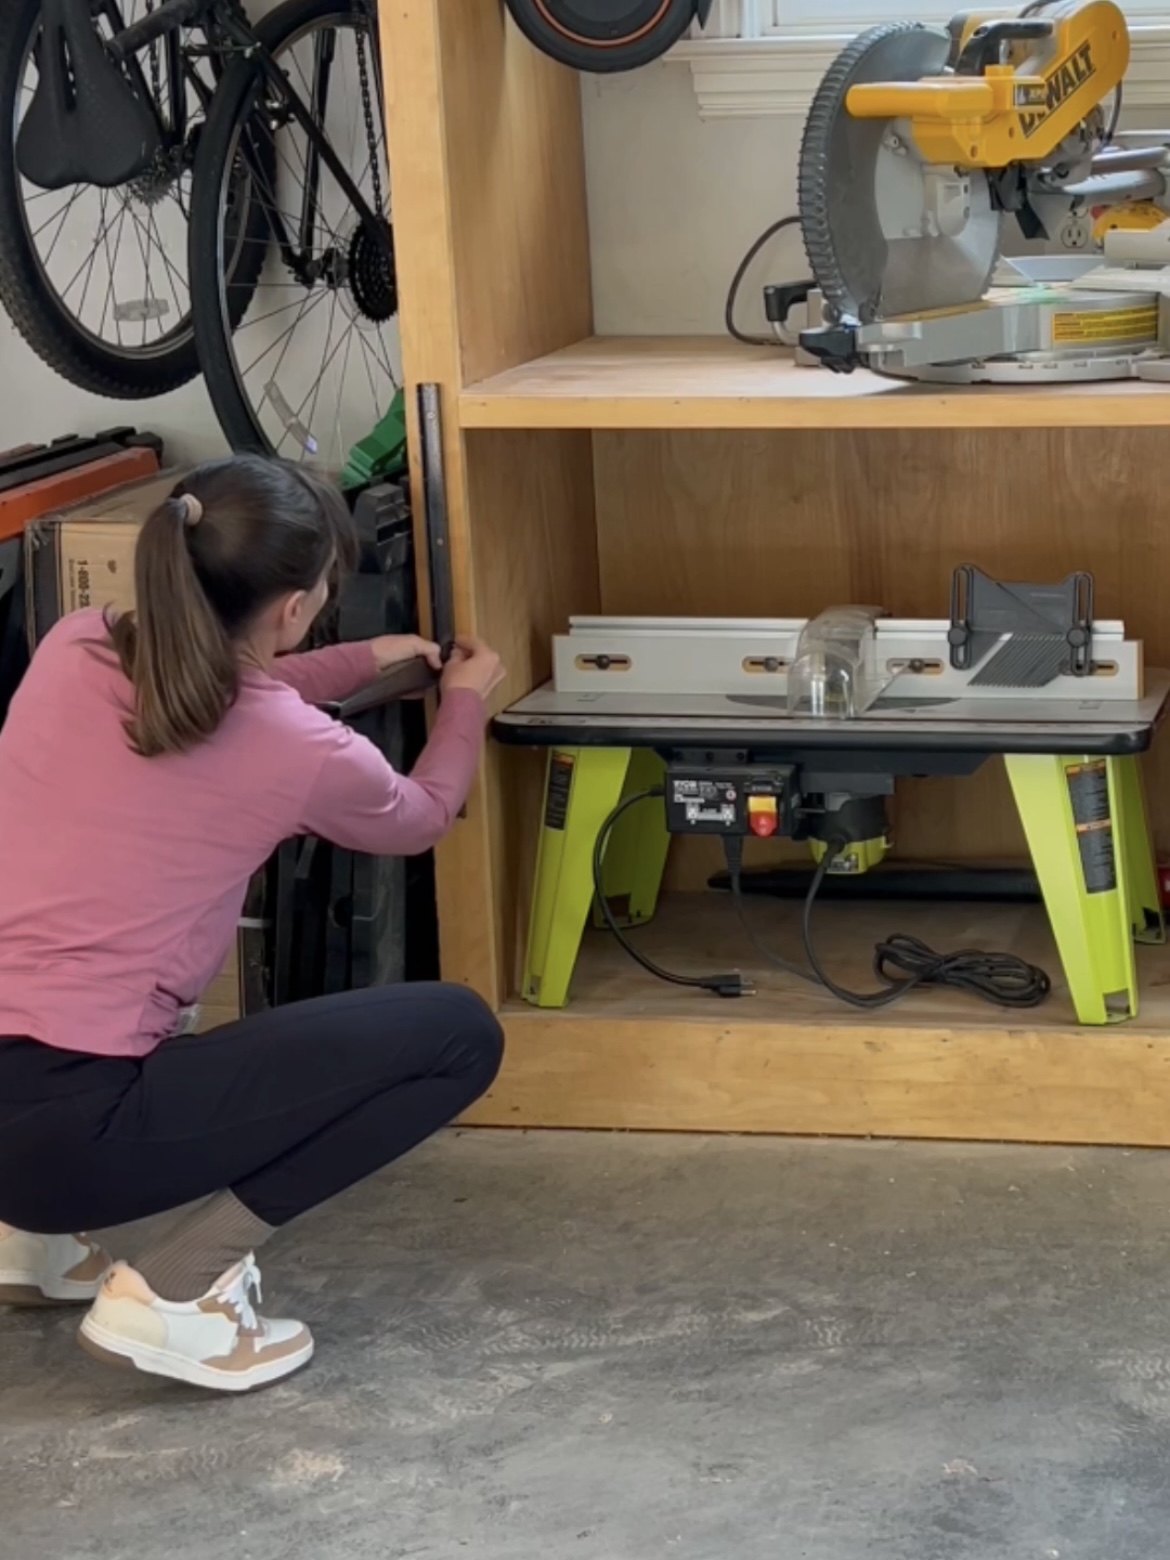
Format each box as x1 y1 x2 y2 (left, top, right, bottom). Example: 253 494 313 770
0 0 399 468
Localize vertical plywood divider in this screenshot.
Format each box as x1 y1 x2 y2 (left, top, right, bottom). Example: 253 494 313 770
380 0 597 1003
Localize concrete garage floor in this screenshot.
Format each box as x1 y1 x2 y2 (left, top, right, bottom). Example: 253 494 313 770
3 1132 1170 1560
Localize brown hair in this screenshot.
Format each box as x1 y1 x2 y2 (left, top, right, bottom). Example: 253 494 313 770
109 455 356 757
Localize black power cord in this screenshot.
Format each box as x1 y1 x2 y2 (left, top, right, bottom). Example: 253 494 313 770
724 835 817 985
593 791 752 998
725 214 804 346
724 835 1050 1011
799 846 1052 1011
596 804 1050 1012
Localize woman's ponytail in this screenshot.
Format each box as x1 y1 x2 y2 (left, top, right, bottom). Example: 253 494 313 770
105 456 354 757
108 490 239 757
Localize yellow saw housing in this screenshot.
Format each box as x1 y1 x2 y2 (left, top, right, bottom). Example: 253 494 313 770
845 0 1129 168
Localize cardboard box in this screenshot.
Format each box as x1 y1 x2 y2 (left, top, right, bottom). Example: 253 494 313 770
24 469 182 645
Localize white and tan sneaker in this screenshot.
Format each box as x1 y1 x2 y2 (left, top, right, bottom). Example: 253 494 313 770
0 1225 111 1305
78 1257 313 1392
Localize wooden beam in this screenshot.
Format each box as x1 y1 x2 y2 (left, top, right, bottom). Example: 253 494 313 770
379 0 593 1000
466 1008 1170 1146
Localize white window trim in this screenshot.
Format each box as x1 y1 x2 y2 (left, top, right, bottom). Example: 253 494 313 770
670 2 1170 118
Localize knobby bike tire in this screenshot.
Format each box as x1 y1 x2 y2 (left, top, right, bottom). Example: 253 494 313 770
0 0 268 399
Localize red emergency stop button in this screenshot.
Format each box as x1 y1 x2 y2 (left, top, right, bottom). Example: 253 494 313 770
748 795 778 838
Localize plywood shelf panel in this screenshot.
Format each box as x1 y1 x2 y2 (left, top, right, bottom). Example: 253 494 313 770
464 893 1170 1143
459 336 1170 431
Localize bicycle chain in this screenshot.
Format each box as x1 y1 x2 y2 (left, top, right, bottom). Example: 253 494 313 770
355 20 385 219
143 0 163 113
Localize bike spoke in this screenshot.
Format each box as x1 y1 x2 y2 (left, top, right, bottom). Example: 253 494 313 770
237 288 327 381
14 0 204 363
72 197 111 320
287 291 341 455
208 13 400 463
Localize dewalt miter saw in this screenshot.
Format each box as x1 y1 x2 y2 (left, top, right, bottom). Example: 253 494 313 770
794 2 1170 380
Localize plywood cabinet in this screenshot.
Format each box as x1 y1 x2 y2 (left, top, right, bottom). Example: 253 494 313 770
379 0 1170 1144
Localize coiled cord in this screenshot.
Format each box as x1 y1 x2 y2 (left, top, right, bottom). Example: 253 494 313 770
799 849 1051 1010
723 836 1051 1011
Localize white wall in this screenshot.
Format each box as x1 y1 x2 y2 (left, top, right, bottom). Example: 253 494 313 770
582 61 806 338
1 317 230 465
581 66 1170 337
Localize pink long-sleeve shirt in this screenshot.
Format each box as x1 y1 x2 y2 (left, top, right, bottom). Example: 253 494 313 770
0 609 485 1058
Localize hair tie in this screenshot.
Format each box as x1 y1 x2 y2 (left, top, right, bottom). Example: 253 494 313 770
178 493 203 527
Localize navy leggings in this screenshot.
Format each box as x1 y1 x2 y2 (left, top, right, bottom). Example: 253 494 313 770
0 983 503 1233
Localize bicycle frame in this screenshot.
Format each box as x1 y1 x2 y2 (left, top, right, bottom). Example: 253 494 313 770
102 0 389 280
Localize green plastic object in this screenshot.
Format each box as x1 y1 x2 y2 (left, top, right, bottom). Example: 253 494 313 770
342 388 408 491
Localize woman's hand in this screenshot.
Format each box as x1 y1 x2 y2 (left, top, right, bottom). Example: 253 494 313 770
441 636 505 701
371 634 444 675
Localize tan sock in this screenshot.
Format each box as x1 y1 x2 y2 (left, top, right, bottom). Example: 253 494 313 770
135 1191 275 1303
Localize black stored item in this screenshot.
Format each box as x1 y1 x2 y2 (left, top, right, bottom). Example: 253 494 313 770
0 539 29 726
0 985 503 1233
267 478 439 1006
709 865 1042 903
504 0 712 72
16 0 161 191
0 428 163 497
948 566 1094 683
344 480 438 990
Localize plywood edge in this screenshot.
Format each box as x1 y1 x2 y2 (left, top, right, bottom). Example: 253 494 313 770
459 392 1170 433
461 1009 1170 1146
459 336 1170 431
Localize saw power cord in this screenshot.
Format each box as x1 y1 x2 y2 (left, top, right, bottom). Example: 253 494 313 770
725 836 1050 1010
725 214 804 346
592 791 752 998
592 801 1050 1011
796 846 1053 1010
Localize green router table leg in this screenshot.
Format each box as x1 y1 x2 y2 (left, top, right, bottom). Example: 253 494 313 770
1005 753 1139 1025
1114 755 1166 946
522 747 632 1009
592 749 669 931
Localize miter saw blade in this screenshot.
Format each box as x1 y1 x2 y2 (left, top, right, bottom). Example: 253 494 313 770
798 23 1003 326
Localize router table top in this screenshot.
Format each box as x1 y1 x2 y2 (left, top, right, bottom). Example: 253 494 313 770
493 672 1170 758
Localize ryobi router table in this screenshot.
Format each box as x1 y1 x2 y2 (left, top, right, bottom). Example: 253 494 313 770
494 572 1170 1026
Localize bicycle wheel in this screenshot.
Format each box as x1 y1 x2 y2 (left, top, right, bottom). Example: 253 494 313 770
0 0 267 399
191 0 400 466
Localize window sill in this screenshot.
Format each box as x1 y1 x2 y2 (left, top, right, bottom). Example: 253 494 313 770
669 26 1170 119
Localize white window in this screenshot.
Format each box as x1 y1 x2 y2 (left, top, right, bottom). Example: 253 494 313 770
716 0 1170 31
675 0 1170 117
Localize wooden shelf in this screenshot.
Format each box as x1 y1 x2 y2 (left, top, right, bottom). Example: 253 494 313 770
459 335 1170 431
466 893 1170 1143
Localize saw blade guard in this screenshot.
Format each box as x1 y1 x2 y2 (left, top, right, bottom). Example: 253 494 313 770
798 22 1002 331
786 607 892 720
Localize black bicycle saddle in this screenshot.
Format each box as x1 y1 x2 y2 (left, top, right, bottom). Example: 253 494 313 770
17 0 161 191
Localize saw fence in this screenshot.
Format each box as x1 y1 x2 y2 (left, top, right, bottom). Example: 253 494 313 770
381 0 1170 1148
